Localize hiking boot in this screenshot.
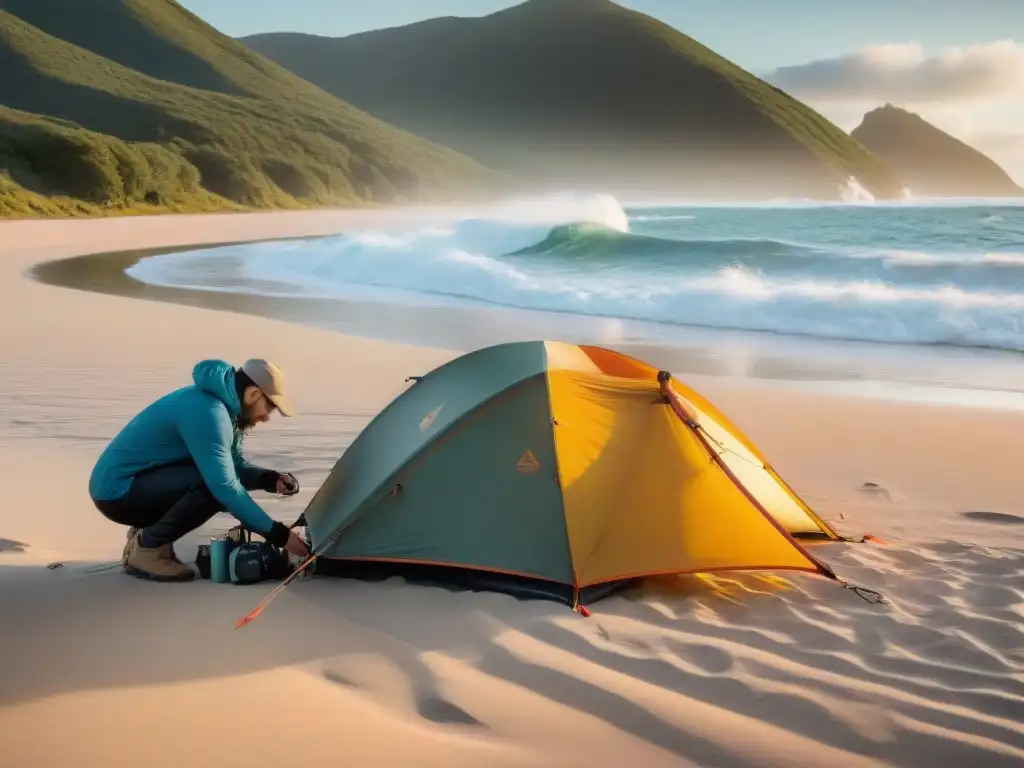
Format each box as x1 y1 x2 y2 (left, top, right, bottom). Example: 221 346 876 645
123 533 194 582
159 541 183 564
123 527 139 564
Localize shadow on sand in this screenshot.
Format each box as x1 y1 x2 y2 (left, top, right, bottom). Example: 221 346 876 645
2 544 1021 767
0 561 794 766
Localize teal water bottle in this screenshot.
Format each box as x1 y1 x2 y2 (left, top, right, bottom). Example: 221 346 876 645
209 537 234 583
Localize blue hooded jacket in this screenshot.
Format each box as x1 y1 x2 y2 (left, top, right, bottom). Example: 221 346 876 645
89 359 276 534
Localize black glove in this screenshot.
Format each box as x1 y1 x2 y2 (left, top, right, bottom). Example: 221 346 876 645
257 470 299 496
278 472 300 496
265 521 291 549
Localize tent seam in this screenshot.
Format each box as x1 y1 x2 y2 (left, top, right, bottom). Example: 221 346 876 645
543 350 579 591
660 375 841 583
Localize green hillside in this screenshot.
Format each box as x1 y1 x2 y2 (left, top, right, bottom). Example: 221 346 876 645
851 105 1023 198
0 0 506 218
241 0 904 200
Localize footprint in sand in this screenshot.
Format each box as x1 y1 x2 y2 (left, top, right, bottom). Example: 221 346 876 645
415 693 484 727
858 482 891 500
0 538 27 553
669 641 735 675
321 667 483 728
959 510 1024 526
321 669 359 688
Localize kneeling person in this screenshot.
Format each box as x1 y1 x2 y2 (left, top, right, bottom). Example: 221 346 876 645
89 358 309 581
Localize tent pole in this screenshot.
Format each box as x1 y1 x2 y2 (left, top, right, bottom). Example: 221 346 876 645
658 371 886 603
656 371 842 583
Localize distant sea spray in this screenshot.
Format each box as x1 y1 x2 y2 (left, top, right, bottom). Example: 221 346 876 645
839 176 876 203
128 191 1024 352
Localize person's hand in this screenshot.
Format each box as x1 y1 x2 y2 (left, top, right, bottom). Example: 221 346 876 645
276 472 299 496
284 529 309 557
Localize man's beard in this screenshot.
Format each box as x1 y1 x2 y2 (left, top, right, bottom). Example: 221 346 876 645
236 402 257 432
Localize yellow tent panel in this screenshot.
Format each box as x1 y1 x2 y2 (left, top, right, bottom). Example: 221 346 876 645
548 368 825 587
578 345 840 541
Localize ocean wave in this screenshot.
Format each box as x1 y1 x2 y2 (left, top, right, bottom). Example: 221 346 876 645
515 221 1024 265
511 223 822 261
128 193 1024 352
505 223 1024 294
631 214 697 222
877 249 1024 266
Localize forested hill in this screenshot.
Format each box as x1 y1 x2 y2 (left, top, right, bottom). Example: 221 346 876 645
0 0 505 217
241 0 904 200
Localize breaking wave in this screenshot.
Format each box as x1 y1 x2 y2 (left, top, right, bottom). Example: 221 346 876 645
128 193 1024 352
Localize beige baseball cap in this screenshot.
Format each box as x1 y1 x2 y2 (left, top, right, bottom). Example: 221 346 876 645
241 358 295 417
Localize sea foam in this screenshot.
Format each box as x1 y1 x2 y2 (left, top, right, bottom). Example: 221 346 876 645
128 193 1024 352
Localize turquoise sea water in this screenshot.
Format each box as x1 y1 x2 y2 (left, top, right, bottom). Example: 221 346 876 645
127 194 1024 406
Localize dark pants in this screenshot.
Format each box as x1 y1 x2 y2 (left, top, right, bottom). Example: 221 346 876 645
94 462 268 549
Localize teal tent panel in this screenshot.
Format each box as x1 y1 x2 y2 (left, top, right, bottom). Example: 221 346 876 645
323 373 574 585
303 341 550 549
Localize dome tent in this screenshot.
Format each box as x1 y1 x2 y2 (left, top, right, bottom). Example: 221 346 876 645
291 341 845 612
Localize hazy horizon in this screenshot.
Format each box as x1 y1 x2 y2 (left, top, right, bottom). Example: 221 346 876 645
178 0 1024 185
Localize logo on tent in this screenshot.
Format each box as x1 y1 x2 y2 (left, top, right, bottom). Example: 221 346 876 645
420 405 443 431
516 449 541 474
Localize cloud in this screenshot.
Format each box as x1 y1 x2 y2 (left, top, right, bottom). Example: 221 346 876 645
766 40 1024 103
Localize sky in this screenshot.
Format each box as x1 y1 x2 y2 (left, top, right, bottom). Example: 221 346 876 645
179 0 1024 184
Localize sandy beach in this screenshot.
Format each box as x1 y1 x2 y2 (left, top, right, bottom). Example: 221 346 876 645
1 210 1022 768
